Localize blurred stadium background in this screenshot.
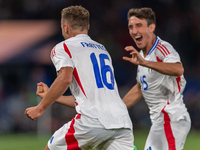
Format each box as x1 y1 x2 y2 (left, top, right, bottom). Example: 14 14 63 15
0 0 200 149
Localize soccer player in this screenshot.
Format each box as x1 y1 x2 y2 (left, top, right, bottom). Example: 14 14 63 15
25 5 135 150
123 7 191 150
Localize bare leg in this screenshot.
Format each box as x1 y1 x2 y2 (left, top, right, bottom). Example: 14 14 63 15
44 145 50 150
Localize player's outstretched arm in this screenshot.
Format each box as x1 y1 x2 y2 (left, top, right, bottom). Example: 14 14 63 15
123 82 143 109
140 61 184 76
25 67 73 120
123 46 184 76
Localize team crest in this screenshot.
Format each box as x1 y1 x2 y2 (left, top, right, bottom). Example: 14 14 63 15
148 68 153 74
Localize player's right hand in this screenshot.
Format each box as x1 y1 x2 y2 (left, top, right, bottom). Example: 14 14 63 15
36 82 49 98
25 106 44 121
123 46 145 66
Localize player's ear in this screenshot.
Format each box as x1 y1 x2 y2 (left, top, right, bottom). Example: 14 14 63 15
64 24 69 34
149 23 156 33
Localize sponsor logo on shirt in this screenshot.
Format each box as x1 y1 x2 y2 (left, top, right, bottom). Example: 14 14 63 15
55 60 60 66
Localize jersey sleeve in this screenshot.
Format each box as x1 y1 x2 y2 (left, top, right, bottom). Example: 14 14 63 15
155 42 181 63
50 42 74 72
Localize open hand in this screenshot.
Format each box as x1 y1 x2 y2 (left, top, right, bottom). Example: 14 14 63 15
123 46 145 66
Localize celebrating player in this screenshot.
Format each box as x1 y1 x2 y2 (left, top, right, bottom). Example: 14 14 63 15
25 5 135 150
123 7 191 150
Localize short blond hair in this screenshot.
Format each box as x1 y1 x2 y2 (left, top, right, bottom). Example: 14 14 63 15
61 5 89 31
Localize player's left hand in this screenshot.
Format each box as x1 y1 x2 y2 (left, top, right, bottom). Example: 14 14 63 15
24 106 44 121
123 46 145 66
36 82 49 98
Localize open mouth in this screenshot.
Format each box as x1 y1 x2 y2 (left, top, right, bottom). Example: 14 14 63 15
135 35 143 42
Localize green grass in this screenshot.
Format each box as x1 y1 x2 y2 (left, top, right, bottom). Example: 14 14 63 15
183 130 200 150
0 133 50 150
0 130 199 150
133 130 200 150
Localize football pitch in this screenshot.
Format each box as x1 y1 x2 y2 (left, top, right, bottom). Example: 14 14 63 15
0 130 199 150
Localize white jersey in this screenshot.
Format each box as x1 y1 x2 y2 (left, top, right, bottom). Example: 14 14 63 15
136 37 189 124
51 34 132 130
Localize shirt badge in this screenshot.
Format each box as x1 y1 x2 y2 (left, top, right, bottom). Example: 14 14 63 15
148 68 153 74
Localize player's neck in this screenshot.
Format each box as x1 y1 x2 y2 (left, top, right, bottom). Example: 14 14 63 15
142 35 156 57
72 30 88 37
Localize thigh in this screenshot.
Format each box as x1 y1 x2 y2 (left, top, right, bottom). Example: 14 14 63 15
99 128 135 150
47 120 71 150
47 115 116 150
144 120 168 150
171 119 191 150
48 115 90 150
145 117 191 150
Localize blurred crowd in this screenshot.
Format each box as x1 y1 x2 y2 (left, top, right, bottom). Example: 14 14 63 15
0 0 200 133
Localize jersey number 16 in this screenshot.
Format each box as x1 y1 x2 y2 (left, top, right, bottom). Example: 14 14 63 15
90 53 114 90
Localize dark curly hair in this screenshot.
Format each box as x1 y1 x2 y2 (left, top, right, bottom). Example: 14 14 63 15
127 7 156 26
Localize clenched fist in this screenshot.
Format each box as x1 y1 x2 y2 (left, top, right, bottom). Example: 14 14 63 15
36 82 49 98
24 106 44 121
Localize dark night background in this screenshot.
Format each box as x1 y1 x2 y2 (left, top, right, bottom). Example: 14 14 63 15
0 0 200 134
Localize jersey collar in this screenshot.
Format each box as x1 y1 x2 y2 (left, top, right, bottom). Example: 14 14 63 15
75 34 90 38
147 37 159 55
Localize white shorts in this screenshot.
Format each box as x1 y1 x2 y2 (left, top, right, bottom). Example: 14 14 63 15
48 114 135 150
144 111 191 150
